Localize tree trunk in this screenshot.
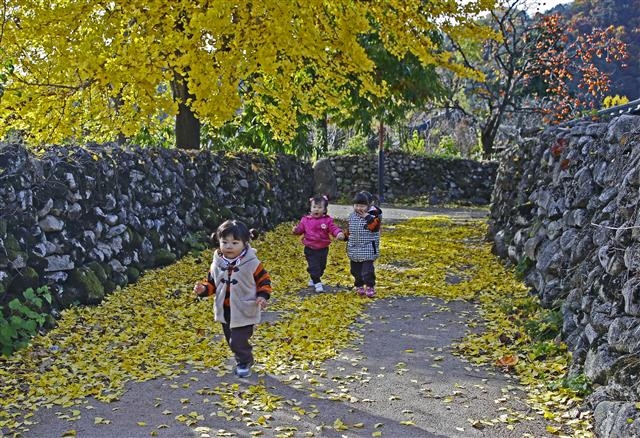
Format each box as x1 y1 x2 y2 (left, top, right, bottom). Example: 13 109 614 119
172 76 200 150
321 113 328 153
480 116 498 160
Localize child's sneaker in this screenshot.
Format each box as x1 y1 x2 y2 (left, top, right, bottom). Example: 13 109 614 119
356 286 366 296
308 279 315 287
365 286 375 298
314 282 324 292
234 363 252 378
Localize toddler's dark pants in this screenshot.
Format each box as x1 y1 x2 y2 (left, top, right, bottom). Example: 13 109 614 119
304 246 329 284
222 307 254 366
350 260 376 287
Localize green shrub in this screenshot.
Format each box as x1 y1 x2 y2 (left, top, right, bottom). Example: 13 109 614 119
402 131 426 154
548 373 592 397
515 256 533 279
524 308 563 341
328 133 371 156
0 286 52 356
435 135 460 158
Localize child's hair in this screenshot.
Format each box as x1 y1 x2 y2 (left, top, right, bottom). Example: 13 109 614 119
210 219 259 245
352 191 373 205
309 194 329 213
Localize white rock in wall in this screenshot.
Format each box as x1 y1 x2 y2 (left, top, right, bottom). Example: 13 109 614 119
38 215 65 232
44 255 74 271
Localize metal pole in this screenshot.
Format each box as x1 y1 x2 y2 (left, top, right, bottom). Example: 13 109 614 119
378 120 384 202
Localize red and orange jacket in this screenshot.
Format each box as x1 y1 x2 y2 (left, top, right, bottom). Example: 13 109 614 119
197 246 271 328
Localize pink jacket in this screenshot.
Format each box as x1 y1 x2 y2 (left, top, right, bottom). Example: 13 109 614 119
293 215 343 249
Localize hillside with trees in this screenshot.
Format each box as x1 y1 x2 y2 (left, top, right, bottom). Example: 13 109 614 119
552 0 640 99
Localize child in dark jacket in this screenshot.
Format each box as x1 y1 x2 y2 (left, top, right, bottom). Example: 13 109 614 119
193 219 272 378
292 195 345 292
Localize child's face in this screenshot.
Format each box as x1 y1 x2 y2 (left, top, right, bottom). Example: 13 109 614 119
219 235 245 259
310 201 326 217
353 203 368 215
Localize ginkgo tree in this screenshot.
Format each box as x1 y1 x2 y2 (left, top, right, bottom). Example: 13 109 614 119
0 0 496 149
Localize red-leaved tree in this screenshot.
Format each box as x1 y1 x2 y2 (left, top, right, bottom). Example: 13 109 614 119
445 0 628 158
526 13 628 123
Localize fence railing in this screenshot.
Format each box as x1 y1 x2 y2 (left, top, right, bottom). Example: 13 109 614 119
559 97 640 127
596 98 640 117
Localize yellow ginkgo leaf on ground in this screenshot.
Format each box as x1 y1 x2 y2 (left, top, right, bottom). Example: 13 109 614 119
546 425 561 434
0 218 590 437
333 418 348 431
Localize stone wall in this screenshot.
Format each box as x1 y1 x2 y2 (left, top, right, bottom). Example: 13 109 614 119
0 143 312 310
314 151 497 204
488 114 640 437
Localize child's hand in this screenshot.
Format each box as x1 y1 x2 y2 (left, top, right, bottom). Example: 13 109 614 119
193 283 205 297
256 297 268 310
336 232 345 241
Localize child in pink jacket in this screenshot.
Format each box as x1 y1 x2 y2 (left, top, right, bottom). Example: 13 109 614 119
292 195 345 292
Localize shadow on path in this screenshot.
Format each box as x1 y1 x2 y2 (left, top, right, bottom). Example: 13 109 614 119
24 295 553 438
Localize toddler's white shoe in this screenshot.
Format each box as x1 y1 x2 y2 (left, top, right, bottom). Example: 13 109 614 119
314 283 324 292
308 279 315 287
234 363 252 378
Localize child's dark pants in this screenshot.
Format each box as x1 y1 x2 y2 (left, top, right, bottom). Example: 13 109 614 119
350 260 376 287
304 246 329 284
222 307 254 366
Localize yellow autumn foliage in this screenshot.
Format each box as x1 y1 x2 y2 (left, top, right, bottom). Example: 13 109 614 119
0 0 494 145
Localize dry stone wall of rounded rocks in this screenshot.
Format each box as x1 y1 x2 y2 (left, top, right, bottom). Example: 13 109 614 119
314 151 497 204
0 143 312 311
488 114 640 437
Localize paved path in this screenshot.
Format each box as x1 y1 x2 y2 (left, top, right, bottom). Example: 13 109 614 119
328 204 489 222
21 206 557 438
26 297 551 438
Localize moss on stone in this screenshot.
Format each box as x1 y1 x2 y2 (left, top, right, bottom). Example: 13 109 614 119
148 230 161 248
111 272 128 288
185 232 208 252
103 280 116 294
8 266 40 295
200 205 222 229
128 228 143 247
153 249 176 267
69 267 105 304
4 235 21 259
126 266 140 283
87 261 108 283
